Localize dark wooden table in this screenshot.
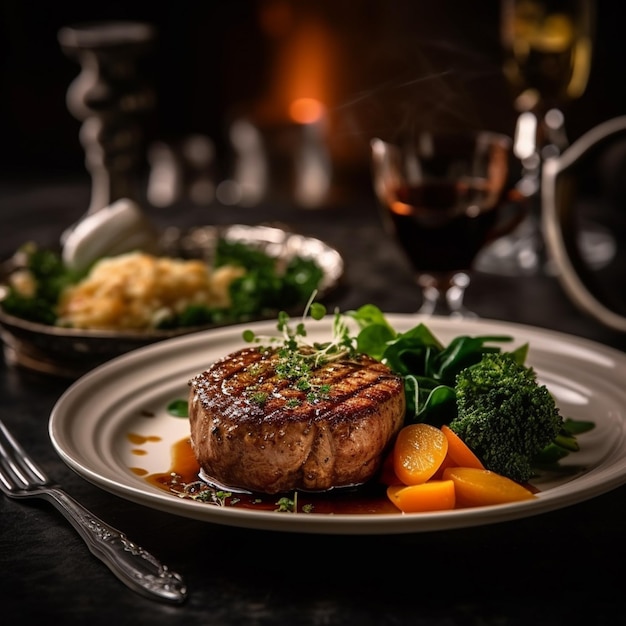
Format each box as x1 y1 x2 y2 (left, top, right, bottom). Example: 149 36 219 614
2 178 626 625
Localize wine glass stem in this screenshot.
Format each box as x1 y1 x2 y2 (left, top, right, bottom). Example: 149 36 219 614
416 272 474 318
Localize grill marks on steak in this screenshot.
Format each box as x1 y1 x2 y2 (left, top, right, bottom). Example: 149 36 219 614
188 346 405 494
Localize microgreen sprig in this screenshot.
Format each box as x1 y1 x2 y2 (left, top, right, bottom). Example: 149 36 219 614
242 292 358 406
242 291 357 368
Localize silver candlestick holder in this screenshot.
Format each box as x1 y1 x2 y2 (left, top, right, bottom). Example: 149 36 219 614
58 21 157 214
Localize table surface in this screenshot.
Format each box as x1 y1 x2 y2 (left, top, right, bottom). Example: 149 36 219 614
2 178 626 625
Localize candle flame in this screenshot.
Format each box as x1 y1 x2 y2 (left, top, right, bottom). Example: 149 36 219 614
289 98 325 124
256 2 335 123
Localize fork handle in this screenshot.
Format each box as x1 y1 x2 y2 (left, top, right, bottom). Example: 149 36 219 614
44 487 187 604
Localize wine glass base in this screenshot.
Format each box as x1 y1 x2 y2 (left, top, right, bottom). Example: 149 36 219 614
417 272 477 319
417 305 477 319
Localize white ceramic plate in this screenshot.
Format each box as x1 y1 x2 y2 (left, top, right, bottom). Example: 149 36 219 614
49 315 626 534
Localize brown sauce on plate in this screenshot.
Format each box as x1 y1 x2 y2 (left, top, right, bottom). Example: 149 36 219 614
142 437 400 515
133 435 542 515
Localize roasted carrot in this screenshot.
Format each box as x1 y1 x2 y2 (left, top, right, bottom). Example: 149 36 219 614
442 467 536 507
393 423 448 485
431 449 458 480
387 480 456 513
440 425 485 470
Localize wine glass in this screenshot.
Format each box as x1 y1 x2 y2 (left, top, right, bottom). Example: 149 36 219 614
502 0 593 115
476 0 613 276
370 131 526 317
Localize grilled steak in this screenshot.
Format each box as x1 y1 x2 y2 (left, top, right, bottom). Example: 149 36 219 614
188 346 405 494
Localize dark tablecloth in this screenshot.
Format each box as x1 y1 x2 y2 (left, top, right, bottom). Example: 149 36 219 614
1 178 625 625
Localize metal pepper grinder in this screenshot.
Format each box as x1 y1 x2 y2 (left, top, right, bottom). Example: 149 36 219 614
58 21 157 214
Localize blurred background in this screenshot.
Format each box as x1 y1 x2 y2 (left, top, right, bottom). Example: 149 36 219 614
2 0 625 200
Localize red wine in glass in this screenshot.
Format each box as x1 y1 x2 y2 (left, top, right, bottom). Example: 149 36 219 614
387 180 508 272
371 132 526 316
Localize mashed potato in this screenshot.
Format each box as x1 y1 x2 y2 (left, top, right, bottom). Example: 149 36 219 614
56 252 246 330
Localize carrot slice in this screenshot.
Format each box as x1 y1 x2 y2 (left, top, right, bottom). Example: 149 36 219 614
440 425 485 470
431 450 457 480
442 467 536 507
393 423 448 485
387 481 456 513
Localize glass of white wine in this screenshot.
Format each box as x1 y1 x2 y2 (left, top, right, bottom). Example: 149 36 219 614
501 0 593 115
476 0 614 275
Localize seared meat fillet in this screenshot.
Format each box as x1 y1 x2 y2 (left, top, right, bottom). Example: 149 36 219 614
188 346 405 494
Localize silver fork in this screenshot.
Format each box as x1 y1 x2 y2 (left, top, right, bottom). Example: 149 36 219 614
0 419 187 604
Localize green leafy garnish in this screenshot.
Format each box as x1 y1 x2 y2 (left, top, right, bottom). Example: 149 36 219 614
1 240 325 330
1 243 86 324
242 292 358 406
275 496 296 512
348 304 521 423
275 493 314 513
532 418 596 466
166 399 189 418
158 242 324 328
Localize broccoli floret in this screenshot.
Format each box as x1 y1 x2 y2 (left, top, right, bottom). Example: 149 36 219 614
449 352 563 483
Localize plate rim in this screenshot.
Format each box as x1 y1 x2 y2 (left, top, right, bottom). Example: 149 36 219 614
48 314 626 534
